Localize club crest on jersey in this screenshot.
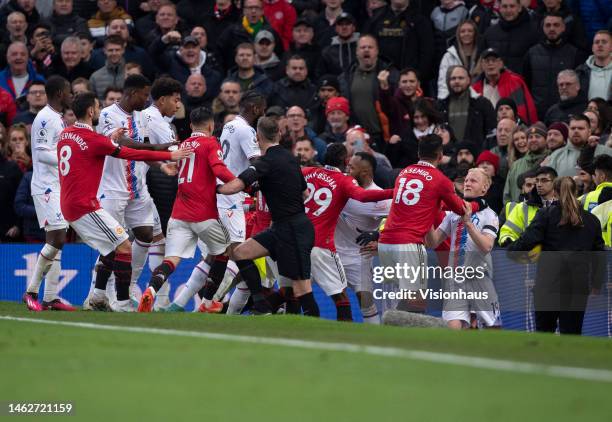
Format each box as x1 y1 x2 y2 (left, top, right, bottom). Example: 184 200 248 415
115 226 125 236
55 212 63 221
227 125 235 134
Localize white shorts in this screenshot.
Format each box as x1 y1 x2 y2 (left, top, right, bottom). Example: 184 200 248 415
218 206 246 243
311 247 347 296
338 252 373 293
378 243 428 291
33 192 68 231
442 276 501 327
70 209 129 256
101 195 162 236
165 218 231 259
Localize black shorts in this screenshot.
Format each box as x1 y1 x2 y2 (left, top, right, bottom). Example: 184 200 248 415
253 213 314 280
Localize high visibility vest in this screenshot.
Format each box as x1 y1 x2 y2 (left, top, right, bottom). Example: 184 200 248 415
499 201 539 245
591 200 612 248
581 182 612 212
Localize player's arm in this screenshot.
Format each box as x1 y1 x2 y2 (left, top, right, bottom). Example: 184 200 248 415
98 132 191 162
219 157 270 194
346 181 394 203
208 144 236 183
425 212 451 249
116 134 178 151
37 147 59 166
461 204 496 253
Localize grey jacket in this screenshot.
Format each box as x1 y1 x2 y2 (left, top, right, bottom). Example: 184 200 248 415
89 59 126 100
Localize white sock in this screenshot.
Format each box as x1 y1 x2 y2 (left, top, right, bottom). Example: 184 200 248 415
93 288 106 301
213 261 239 301
227 281 250 315
173 261 210 308
43 250 62 302
106 276 117 303
157 281 170 301
27 243 59 295
148 239 165 270
131 239 150 284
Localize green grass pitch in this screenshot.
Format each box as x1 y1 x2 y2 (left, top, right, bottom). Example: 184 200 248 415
1 301 612 421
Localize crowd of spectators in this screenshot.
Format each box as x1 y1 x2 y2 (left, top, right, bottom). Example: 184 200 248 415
0 0 610 244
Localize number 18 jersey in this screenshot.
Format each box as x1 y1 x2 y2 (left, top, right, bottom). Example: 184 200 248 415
379 161 467 245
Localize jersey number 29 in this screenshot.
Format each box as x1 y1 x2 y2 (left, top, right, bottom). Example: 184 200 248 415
178 153 195 184
395 178 423 206
304 182 332 216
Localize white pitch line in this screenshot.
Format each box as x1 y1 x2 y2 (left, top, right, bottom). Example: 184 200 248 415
2 315 612 383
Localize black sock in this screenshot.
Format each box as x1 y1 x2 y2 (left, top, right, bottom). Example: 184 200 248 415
235 259 263 295
263 288 284 312
298 292 319 317
332 292 352 321
113 252 132 301
201 256 229 300
95 253 115 290
280 287 300 314
149 260 175 292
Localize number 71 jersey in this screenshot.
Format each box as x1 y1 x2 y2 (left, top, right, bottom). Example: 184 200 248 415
302 166 393 251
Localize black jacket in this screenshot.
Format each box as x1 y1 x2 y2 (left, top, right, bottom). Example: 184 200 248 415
483 8 538 74
47 58 93 82
0 155 22 241
544 95 587 126
435 91 496 152
508 204 606 308
282 43 321 77
532 2 590 53
14 171 44 241
146 168 177 235
268 77 317 111
523 40 583 119
316 35 358 78
45 12 89 47
363 6 435 81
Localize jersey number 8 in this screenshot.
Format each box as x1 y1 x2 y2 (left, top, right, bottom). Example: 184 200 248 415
395 178 423 206
59 145 72 176
304 182 332 216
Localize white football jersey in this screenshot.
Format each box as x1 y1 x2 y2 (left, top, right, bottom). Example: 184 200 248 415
98 103 149 200
141 104 176 145
217 115 260 208
335 181 391 257
438 207 499 274
30 105 65 195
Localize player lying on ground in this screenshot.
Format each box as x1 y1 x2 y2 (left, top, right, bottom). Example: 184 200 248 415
426 168 501 329
56 92 190 312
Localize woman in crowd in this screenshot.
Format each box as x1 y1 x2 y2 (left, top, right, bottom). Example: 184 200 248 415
508 177 606 335
507 124 528 167
5 124 31 173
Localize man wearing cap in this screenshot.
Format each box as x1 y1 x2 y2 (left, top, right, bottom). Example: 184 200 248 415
227 43 273 97
503 122 550 203
476 150 504 215
283 17 320 75
268 55 316 110
316 12 359 78
523 13 584 119
435 65 496 151
254 29 284 81
472 48 538 125
482 0 538 74
309 75 340 134
262 0 296 51
215 0 284 72
319 96 350 144
149 33 223 97
314 0 347 48
363 0 434 82
546 121 568 152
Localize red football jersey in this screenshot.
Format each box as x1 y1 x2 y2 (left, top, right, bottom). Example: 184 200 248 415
171 132 235 222
250 190 272 236
58 123 171 221
302 166 393 251
379 161 467 245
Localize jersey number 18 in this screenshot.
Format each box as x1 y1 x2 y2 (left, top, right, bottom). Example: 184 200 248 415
395 178 423 206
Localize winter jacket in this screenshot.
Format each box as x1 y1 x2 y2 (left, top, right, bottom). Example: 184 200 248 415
483 7 538 74
379 86 414 138
384 131 419 169
227 66 274 98
437 43 482 100
523 40 582 119
150 42 223 98
436 87 496 151
87 7 133 43
89 59 126 100
257 54 285 82
503 150 548 203
263 0 297 51
215 20 284 72
14 171 44 241
577 0 612 41
543 95 587 126
532 2 589 53
0 86 16 127
0 61 45 99
196 3 241 50
316 33 358 78
282 43 321 77
90 44 157 80
45 11 89 47
472 68 538 125
0 155 22 241
268 77 317 111
430 4 469 68
576 56 612 101
363 6 435 81
0 0 41 28
547 141 612 177
47 58 93 82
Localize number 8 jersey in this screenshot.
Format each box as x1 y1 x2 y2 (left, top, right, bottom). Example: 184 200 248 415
379 161 468 245
302 166 393 251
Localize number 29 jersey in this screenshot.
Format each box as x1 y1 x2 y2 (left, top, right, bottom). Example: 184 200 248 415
379 161 467 245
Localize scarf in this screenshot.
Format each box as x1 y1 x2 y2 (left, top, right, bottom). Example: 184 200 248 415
242 16 264 35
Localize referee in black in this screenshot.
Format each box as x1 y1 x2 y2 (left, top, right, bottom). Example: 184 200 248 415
217 116 319 317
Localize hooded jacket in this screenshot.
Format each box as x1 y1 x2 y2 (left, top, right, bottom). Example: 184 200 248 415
576 55 612 101
227 66 274 98
543 95 587 126
316 33 359 79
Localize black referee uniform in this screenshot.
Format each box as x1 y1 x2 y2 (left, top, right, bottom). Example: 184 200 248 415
238 145 315 280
